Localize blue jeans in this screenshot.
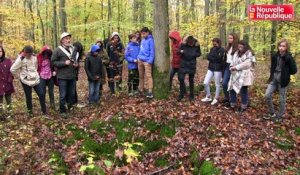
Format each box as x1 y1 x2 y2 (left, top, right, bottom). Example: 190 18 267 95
265 81 287 117
58 79 76 113
88 80 101 104
230 86 248 108
222 63 231 100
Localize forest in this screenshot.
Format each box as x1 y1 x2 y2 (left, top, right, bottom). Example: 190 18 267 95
0 0 300 57
0 0 300 174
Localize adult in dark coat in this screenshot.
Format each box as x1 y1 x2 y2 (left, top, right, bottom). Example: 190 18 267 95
178 36 201 101
51 32 78 114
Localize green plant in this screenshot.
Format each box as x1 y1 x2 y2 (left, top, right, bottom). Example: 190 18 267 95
155 154 169 167
0 148 9 174
274 140 294 150
295 127 300 136
81 139 116 159
145 120 160 132
123 142 143 163
48 151 69 174
274 129 295 150
159 120 178 138
144 139 168 153
62 126 91 146
79 155 105 175
199 160 221 175
90 120 108 136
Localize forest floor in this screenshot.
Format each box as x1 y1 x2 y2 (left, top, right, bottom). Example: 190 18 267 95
0 59 299 175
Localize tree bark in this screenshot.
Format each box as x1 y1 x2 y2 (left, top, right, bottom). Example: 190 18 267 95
204 0 210 53
216 0 226 47
243 0 250 43
107 0 112 36
36 0 46 45
133 0 139 27
204 0 210 16
52 0 58 48
175 0 180 30
100 0 106 38
271 0 283 54
153 0 170 99
27 0 36 46
59 0 67 32
117 0 120 32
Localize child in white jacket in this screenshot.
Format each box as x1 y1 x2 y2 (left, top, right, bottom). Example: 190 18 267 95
227 40 256 113
10 46 46 116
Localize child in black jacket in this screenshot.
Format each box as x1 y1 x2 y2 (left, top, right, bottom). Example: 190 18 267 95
85 45 103 104
263 39 297 122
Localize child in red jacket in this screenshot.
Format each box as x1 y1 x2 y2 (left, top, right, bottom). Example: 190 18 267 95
169 31 182 91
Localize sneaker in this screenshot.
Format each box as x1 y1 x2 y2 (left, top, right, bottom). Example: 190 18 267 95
0 116 5 121
146 92 154 99
128 92 134 96
221 98 229 103
211 99 218 105
237 107 246 113
224 102 231 109
61 113 68 119
262 113 276 120
201 97 212 102
138 90 144 96
133 90 139 96
177 95 184 102
272 115 283 123
189 96 195 102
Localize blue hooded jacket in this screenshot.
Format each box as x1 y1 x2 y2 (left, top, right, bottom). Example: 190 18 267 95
137 35 155 64
125 42 140 70
91 45 101 54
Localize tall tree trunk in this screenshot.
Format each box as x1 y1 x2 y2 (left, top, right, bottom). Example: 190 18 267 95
84 0 87 46
107 0 112 36
83 0 92 46
204 0 210 53
175 0 180 30
190 0 196 21
139 1 146 24
36 0 46 45
133 0 139 27
0 14 3 37
182 0 188 23
59 0 67 32
216 0 226 47
243 0 250 43
117 0 120 32
153 0 170 99
263 27 267 57
101 0 105 38
45 0 49 44
271 0 283 54
27 0 36 46
52 0 58 48
204 0 210 16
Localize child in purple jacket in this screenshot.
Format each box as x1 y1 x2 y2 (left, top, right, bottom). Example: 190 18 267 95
0 46 15 120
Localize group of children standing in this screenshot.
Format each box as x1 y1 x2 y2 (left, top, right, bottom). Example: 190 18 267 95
169 32 297 122
0 28 297 122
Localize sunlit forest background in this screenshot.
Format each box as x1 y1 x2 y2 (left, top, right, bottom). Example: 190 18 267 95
0 0 299 59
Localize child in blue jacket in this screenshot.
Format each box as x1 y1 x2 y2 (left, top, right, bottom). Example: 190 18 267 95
125 34 140 95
